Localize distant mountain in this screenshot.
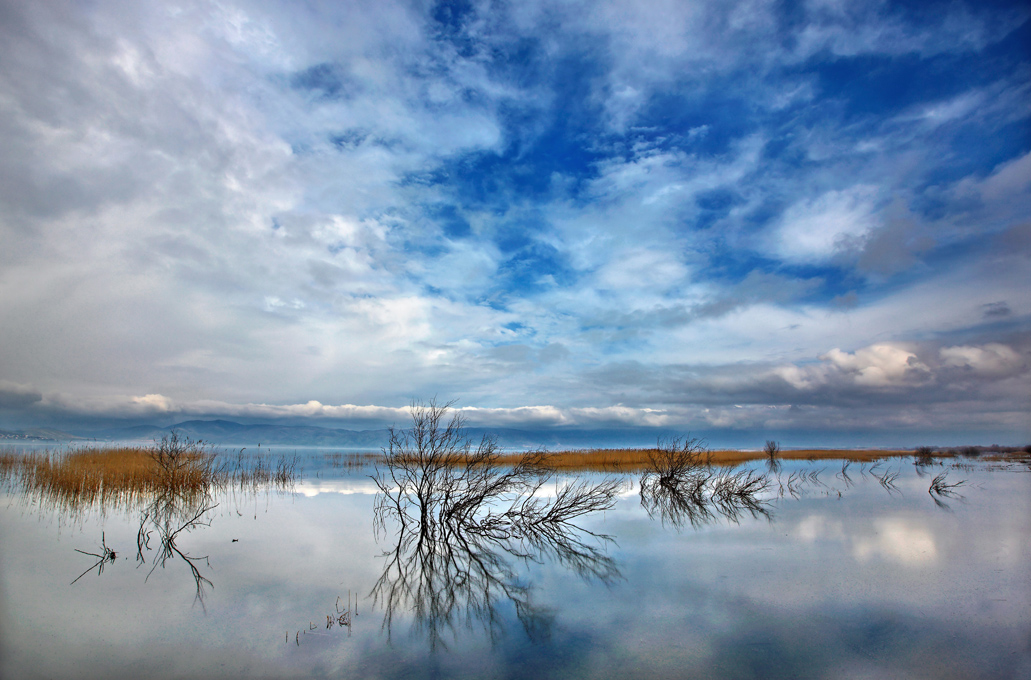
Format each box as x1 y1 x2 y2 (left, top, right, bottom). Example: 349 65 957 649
168 420 392 447
92 424 167 440
90 419 392 448
88 419 672 450
0 427 87 442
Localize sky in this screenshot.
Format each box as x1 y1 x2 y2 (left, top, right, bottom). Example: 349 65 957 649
0 0 1029 446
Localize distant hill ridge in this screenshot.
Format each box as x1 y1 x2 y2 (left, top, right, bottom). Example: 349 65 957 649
1 419 676 450
0 427 88 441
88 419 393 447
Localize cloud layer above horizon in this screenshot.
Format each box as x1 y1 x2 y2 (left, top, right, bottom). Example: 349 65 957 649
1 0 1029 442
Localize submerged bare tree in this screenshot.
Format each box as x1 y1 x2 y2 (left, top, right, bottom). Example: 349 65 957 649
373 400 621 540
640 437 772 529
763 439 782 473
647 436 709 488
371 400 621 647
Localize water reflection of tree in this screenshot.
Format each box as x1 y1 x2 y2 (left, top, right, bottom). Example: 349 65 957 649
639 437 773 530
135 487 218 608
371 401 621 648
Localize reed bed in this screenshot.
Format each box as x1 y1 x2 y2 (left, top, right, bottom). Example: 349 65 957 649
492 447 912 472
0 439 299 513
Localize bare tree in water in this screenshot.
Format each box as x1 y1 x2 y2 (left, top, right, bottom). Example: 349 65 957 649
640 437 772 530
371 400 622 647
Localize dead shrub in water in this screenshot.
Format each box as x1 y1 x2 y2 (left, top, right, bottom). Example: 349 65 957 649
870 463 901 494
149 432 215 490
927 471 966 510
913 446 939 471
374 399 620 539
959 446 982 458
639 437 772 528
371 400 621 647
647 436 709 488
71 531 118 584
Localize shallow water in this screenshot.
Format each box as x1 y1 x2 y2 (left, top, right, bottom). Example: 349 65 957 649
1 455 1029 679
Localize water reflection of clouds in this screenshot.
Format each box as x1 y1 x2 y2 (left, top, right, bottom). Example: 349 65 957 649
792 513 938 565
293 480 380 496
853 519 938 565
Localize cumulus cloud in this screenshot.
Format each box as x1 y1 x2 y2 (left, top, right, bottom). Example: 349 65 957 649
939 344 1024 377
819 344 931 387
852 519 939 566
8 337 1024 439
793 515 939 567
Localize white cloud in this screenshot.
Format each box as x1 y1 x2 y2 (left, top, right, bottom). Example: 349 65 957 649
772 186 880 263
940 344 1024 377
820 344 931 387
980 150 1031 203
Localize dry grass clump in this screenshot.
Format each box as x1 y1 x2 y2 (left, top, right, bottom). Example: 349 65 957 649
0 447 195 510
928 471 965 496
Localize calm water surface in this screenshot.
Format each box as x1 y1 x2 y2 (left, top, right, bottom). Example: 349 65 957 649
1 454 1029 679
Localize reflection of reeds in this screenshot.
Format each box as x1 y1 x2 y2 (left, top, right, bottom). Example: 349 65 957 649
836 461 854 488
1 436 300 608
326 452 381 470
870 464 901 494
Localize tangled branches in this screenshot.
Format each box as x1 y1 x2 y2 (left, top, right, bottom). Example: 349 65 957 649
371 400 621 646
373 400 620 541
640 437 772 529
928 471 966 510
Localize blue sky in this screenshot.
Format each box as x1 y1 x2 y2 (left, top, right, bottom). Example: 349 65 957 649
0 0 1028 445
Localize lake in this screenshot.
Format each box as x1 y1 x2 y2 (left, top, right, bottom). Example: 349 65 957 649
1 450 1029 679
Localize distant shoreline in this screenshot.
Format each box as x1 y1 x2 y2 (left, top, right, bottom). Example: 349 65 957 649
496 446 1029 472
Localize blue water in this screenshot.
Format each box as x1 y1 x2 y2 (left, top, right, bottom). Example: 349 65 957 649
1 456 1028 679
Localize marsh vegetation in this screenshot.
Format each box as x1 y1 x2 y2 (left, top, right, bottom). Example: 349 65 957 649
0 433 297 513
